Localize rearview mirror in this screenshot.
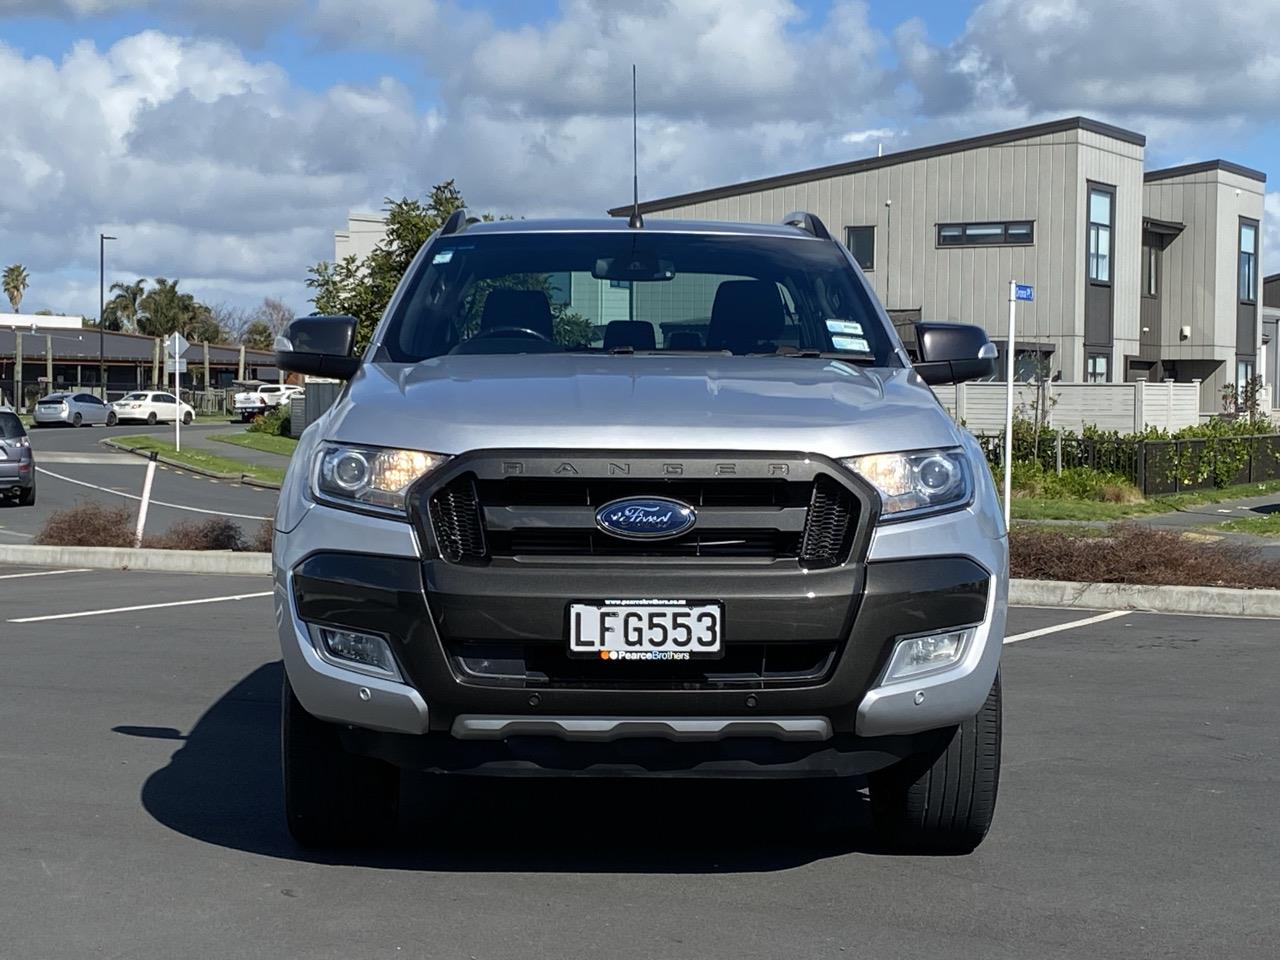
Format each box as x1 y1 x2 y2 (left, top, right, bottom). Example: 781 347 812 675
911 322 998 385
592 254 675 282
275 315 361 380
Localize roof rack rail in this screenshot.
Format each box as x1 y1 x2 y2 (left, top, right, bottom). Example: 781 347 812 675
781 211 831 241
440 208 469 236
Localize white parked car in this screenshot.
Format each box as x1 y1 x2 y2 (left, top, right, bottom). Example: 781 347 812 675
233 383 303 422
112 391 195 425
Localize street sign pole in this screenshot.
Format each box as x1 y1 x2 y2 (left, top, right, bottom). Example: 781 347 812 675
174 357 181 453
1003 281 1016 531
1002 283 1034 530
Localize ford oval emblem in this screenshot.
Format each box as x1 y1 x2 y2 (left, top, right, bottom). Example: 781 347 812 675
595 496 697 541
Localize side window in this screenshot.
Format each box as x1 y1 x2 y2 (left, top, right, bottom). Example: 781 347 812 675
156 393 177 404
1088 188 1113 283
1239 220 1258 303
843 226 875 271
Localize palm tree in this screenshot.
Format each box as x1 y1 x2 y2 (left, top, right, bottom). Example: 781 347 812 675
3 264 29 313
106 278 147 332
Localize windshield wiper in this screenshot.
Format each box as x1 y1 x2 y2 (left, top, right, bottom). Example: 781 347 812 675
748 349 878 363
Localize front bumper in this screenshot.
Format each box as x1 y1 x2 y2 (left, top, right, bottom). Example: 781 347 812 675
274 490 1006 773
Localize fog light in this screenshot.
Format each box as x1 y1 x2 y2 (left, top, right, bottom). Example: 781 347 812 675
313 625 402 680
884 629 971 681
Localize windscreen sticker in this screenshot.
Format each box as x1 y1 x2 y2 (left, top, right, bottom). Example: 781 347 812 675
832 335 871 353
825 319 864 336
432 250 454 264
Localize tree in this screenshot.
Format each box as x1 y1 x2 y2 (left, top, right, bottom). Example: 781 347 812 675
241 320 275 350
3 264 29 313
103 278 147 332
306 181 587 351
136 278 222 341
307 181 466 348
257 297 293 334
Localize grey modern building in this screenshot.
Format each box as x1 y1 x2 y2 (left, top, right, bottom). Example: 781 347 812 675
609 117 1267 412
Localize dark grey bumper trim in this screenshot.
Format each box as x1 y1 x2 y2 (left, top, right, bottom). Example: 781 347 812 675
450 715 833 742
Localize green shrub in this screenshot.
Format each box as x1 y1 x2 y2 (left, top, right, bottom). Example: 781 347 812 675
248 405 290 436
1009 461 1141 502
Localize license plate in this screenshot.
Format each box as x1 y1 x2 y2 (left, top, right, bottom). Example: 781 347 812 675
569 601 722 660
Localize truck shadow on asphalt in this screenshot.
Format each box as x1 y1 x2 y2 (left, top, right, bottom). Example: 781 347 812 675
124 662 887 872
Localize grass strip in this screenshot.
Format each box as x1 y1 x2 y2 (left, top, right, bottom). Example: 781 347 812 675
112 435 285 486
1212 513 1280 538
1011 479 1280 521
210 432 298 457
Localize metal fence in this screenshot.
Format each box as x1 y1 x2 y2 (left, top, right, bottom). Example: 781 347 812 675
978 432 1280 496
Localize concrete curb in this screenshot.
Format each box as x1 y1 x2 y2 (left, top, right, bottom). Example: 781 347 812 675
103 438 283 490
1010 578 1280 618
0 543 271 575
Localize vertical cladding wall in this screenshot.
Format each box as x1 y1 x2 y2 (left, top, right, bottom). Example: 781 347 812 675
1076 130 1145 375
1143 167 1266 408
1143 174 1218 358
645 126 1147 384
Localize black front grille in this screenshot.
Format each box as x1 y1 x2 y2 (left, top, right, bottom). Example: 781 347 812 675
423 460 860 567
487 528 801 559
449 640 839 690
799 476 855 567
428 476 487 563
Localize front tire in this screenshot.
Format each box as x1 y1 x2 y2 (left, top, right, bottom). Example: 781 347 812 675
106 411 117 426
868 673 1002 854
182 411 193 425
281 674 400 848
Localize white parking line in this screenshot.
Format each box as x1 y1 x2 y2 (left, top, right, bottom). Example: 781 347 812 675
1004 609 1128 644
35 466 271 521
0 568 91 581
8 591 273 623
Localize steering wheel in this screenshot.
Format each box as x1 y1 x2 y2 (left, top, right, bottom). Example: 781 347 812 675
469 326 553 343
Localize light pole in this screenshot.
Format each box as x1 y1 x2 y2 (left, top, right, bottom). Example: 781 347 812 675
99 233 116 398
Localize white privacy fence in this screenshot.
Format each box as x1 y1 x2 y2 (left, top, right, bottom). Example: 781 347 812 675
931 380 1202 434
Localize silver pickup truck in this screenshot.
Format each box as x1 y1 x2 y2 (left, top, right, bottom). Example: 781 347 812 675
271 212 1007 853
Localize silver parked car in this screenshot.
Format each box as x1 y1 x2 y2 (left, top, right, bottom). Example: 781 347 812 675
272 212 1006 853
0 409 35 505
31 392 116 427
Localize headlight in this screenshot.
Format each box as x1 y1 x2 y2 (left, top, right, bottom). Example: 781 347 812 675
842 448 972 521
313 442 448 516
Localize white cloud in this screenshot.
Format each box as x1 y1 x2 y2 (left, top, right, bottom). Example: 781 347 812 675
0 31 440 315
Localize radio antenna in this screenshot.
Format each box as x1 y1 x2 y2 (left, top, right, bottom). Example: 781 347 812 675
628 64 643 229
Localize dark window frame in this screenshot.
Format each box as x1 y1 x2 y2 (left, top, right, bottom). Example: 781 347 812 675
935 220 1035 248
1087 183 1115 286
1143 241 1159 300
1086 350 1111 384
843 225 876 270
1239 217 1259 305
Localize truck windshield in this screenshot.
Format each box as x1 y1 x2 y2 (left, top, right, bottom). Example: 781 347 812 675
378 231 898 365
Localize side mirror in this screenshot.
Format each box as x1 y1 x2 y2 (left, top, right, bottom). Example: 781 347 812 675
275 315 361 380
911 322 998 385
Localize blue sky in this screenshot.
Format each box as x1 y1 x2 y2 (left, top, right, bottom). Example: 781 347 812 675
0 0 1275 319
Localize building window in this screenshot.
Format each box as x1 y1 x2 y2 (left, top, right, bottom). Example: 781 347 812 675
1088 188 1113 283
609 279 631 290
1239 220 1258 303
1145 244 1158 298
1086 352 1110 383
844 226 875 270
935 221 1034 247
1237 360 1255 393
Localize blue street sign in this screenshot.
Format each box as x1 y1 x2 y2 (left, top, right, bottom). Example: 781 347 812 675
1015 284 1034 302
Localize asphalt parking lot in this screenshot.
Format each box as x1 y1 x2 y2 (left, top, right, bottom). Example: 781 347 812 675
1 565 1276 959
0 421 278 542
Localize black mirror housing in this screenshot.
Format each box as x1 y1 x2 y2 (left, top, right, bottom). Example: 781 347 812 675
275 315 361 380
912 322 998 385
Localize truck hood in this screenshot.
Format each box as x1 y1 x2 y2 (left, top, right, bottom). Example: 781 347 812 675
324 354 963 458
